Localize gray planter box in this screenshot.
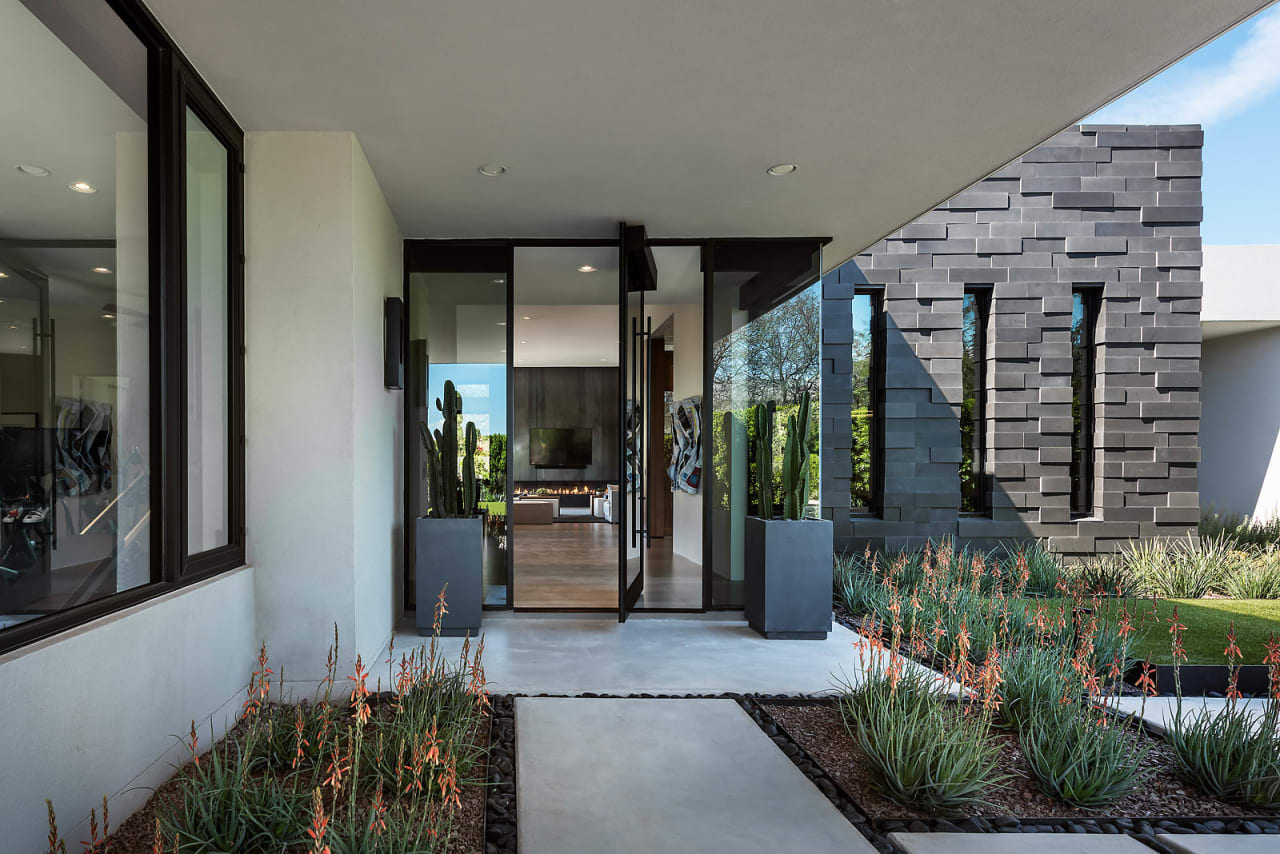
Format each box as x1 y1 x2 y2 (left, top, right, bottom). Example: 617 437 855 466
744 516 833 639
415 516 482 637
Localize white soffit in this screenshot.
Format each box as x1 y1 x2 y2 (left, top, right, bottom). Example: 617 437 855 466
146 0 1274 268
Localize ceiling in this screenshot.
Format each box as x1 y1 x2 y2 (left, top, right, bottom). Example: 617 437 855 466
145 0 1272 267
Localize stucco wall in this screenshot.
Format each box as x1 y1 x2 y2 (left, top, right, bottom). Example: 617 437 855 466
244 132 401 682
0 569 256 852
1201 327 1280 522
823 124 1203 555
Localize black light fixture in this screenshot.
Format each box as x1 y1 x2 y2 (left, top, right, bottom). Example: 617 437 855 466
384 297 404 389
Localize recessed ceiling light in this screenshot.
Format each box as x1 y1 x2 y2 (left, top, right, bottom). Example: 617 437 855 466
766 163 798 176
520 340 528 345
478 164 506 177
16 164 50 177
0 272 7 279
69 181 97 194
102 313 115 319
8 324 16 330
522 315 532 321
92 266 112 274
496 321 506 326
600 357 610 362
577 265 597 273
491 277 505 284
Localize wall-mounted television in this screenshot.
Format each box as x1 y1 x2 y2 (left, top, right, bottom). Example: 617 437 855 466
530 427 593 468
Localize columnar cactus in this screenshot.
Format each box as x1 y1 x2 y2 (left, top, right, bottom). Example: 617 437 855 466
420 379 479 518
781 390 812 521
753 400 775 519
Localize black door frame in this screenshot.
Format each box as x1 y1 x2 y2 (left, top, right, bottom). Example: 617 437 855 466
402 234 830 618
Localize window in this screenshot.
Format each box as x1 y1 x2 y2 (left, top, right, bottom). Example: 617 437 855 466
851 290 883 512
185 108 232 555
0 0 244 652
960 288 990 514
1071 288 1101 516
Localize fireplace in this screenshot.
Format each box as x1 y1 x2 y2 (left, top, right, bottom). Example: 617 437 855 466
515 481 608 508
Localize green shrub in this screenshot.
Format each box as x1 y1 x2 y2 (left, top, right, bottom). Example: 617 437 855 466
840 655 1005 815
1223 548 1280 599
1167 701 1280 809
1202 509 1280 549
1117 535 1237 598
1019 702 1153 809
1071 556 1136 597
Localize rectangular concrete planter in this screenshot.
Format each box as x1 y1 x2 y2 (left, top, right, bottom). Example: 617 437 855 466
415 515 482 637
743 516 833 639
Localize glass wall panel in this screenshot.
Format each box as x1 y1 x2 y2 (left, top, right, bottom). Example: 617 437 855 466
708 242 821 608
408 272 508 606
510 247 619 608
185 108 230 553
0 0 151 631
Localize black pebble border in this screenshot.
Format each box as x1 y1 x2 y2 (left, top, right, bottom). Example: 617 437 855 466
485 694 517 854
747 695 1280 853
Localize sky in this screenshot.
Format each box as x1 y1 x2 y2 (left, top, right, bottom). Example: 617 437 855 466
1084 4 1280 245
425 363 506 437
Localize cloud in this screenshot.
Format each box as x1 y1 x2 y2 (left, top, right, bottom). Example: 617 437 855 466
1090 7 1280 127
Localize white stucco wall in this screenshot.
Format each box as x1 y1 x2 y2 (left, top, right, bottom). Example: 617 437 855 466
244 132 401 682
1200 326 1280 522
1201 245 1280 323
0 568 256 852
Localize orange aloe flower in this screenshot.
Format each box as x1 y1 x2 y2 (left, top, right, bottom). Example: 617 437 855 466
1168 605 1188 664
292 707 310 769
45 800 65 854
1136 658 1157 697
1224 622 1243 663
189 720 200 767
323 739 350 793
369 778 388 834
349 655 372 726
307 788 331 854
151 817 163 854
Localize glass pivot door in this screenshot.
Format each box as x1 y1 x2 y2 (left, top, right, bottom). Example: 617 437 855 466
619 225 649 619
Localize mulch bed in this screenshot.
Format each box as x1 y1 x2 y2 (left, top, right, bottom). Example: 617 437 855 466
103 702 493 853
760 697 1271 822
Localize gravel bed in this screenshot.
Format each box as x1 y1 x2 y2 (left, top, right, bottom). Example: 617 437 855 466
756 697 1280 840
486 694 517 854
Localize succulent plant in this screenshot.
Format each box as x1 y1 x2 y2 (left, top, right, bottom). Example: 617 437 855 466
781 390 812 521
419 379 479 517
752 401 775 518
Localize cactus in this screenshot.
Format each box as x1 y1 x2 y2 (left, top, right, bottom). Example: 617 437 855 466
752 401 775 519
462 422 479 516
420 379 479 518
781 390 812 520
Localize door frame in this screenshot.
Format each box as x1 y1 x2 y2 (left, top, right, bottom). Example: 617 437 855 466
401 234 830 618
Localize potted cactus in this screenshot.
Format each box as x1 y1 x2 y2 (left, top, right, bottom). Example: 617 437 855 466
743 390 833 639
416 379 483 637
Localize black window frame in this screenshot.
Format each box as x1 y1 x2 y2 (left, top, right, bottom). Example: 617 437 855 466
1070 286 1102 518
851 286 884 516
960 286 991 516
0 0 245 653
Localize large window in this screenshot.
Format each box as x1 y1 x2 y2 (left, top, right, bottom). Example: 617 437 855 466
0 0 244 651
960 288 990 514
851 290 883 512
1071 287 1101 517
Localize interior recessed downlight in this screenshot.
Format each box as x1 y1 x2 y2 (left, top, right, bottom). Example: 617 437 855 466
766 163 798 176
520 340 528 345
496 321 506 326
92 266 112 274
102 313 116 319
0 272 7 278
69 181 97 194
577 265 597 273
478 164 506 177
522 315 532 321
16 164 50 177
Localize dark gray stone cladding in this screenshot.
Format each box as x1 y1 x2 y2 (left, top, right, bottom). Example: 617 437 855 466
821 124 1202 557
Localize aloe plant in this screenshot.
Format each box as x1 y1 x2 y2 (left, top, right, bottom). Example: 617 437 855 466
419 379 479 517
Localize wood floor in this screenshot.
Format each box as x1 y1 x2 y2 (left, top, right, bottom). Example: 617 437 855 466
512 522 702 609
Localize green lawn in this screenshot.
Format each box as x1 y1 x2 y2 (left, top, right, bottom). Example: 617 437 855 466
480 501 506 517
1024 598 1280 665
1123 599 1280 666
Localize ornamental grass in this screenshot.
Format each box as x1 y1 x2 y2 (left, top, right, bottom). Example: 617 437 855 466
45 586 489 854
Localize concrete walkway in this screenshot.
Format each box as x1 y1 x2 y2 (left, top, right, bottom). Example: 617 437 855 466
1100 696 1274 735
394 611 869 695
516 697 876 854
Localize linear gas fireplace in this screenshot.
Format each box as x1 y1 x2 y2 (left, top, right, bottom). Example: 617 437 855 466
514 481 611 507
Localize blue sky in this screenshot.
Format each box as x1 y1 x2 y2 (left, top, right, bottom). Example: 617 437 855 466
1085 5 1280 245
426 363 506 436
